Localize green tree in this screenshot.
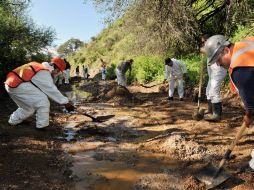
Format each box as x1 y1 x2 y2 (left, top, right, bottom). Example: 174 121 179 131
0 0 56 86
57 38 84 56
89 0 254 55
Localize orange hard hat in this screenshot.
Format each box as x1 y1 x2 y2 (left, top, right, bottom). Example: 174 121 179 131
51 57 66 71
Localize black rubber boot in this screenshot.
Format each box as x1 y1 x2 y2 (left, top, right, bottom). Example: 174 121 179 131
204 102 222 122
168 97 173 101
204 100 212 114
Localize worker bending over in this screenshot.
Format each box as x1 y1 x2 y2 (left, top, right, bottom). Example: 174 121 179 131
5 57 75 129
164 58 187 101
115 59 134 87
204 35 254 170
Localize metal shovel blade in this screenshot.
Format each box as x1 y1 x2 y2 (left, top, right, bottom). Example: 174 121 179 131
94 114 115 122
195 164 231 190
83 113 115 122
192 108 205 121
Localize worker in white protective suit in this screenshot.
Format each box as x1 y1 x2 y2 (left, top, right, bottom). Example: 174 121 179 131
83 65 89 80
100 58 107 80
115 59 133 87
4 57 75 129
201 34 227 122
63 58 71 84
53 71 64 86
164 58 187 101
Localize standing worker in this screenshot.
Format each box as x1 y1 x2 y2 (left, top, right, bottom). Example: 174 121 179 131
75 65 79 77
204 35 254 170
115 59 134 87
83 65 89 80
100 58 107 80
5 57 75 129
63 58 71 84
201 34 227 122
164 58 187 101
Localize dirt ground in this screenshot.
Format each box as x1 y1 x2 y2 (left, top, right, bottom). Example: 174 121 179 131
1 78 254 190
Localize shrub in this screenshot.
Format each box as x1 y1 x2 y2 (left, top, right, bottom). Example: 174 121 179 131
106 64 117 80
128 55 164 83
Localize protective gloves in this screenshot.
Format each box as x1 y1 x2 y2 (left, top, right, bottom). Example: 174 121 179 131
64 102 75 112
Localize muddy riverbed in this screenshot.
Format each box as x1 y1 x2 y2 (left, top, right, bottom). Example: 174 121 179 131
1 79 254 190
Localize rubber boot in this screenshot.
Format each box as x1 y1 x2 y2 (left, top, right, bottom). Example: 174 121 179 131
204 100 212 114
204 102 222 122
168 97 173 101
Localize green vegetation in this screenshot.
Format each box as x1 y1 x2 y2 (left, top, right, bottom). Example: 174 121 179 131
0 0 56 86
57 38 84 57
65 0 254 87
129 56 164 83
1 0 254 91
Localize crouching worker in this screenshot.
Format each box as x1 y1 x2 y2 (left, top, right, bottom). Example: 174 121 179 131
5 57 75 129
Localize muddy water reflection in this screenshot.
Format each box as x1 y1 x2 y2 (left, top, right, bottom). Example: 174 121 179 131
58 122 80 142
71 151 179 190
60 100 182 189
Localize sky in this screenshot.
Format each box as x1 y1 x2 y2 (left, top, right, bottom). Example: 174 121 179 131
29 0 105 47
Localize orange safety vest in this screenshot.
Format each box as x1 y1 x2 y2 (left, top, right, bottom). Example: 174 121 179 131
5 62 48 88
228 36 254 93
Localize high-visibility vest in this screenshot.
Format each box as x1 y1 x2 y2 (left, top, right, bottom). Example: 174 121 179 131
5 62 48 88
228 36 254 93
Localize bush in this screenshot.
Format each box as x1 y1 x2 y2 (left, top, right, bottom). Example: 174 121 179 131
128 55 164 83
181 54 205 87
125 55 207 87
106 64 117 80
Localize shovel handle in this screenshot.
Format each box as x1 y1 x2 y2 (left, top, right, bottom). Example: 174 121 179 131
214 121 248 177
227 121 248 152
83 112 97 121
198 54 205 98
197 54 205 109
75 109 97 121
197 97 201 108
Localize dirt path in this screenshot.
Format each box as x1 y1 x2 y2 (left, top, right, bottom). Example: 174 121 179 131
1 79 254 190
0 96 74 189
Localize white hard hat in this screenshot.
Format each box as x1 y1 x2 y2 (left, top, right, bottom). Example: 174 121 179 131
204 35 230 65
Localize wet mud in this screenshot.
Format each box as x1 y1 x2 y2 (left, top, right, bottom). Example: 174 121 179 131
1 79 254 190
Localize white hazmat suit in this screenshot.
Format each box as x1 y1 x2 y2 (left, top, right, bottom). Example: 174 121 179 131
5 63 69 129
83 65 89 79
206 62 227 103
101 66 106 80
164 58 187 99
115 61 131 87
63 69 70 84
53 72 64 85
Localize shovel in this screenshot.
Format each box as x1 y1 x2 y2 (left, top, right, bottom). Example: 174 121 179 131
66 108 115 122
192 54 205 121
196 121 248 189
82 112 115 122
140 83 163 88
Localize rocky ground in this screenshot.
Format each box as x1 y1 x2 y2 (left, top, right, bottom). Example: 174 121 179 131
0 78 254 190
